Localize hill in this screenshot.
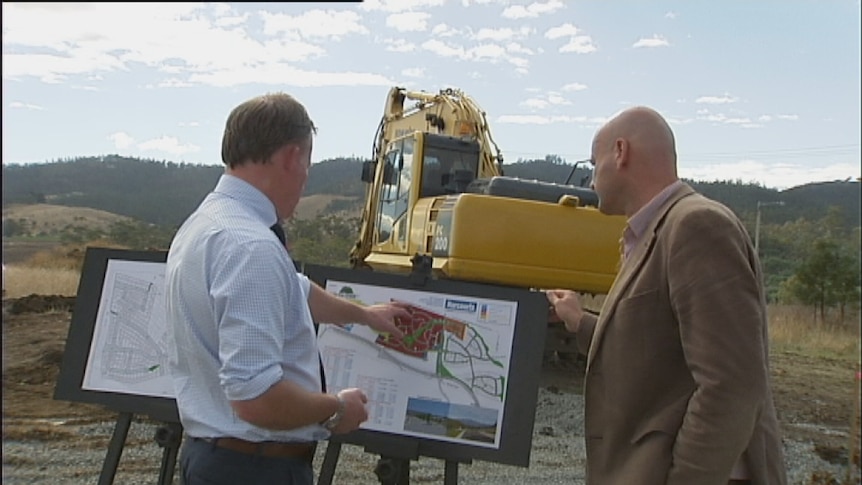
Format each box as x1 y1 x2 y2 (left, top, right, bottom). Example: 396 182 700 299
2 155 860 231
2 204 133 236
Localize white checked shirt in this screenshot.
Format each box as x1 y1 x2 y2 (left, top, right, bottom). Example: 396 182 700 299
165 173 329 442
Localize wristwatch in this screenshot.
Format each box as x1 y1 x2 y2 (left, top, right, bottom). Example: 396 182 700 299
323 394 345 431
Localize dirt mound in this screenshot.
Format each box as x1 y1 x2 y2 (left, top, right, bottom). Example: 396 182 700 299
5 294 77 315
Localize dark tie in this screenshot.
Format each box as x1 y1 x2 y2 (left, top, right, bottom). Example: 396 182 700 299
269 223 328 393
270 222 287 247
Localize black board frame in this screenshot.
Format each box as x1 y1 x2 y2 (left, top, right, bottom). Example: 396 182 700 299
304 263 548 468
53 247 179 423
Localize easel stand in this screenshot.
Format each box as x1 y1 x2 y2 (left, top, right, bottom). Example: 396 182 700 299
97 411 184 485
317 436 472 485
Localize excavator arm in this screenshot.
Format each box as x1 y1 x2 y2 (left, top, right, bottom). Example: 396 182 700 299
350 86 505 268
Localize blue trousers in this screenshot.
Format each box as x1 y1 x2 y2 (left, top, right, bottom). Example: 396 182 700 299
180 437 314 485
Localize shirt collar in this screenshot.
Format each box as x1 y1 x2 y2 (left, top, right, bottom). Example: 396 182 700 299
212 173 279 227
622 179 684 259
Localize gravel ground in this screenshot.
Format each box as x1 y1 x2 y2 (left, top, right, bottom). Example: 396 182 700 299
2 387 854 485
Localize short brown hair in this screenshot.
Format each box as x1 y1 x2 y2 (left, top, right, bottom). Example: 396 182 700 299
221 92 317 168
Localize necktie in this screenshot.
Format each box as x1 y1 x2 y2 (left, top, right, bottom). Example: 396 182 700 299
270 222 287 247
269 223 328 393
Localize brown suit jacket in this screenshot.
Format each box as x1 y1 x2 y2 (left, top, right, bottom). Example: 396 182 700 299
574 183 787 485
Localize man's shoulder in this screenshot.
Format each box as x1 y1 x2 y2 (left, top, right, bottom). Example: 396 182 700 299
674 190 736 219
174 201 273 251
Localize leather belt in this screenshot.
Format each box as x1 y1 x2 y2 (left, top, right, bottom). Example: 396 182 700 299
196 437 316 462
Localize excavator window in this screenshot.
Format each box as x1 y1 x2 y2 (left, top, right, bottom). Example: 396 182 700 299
376 138 414 245
419 135 480 197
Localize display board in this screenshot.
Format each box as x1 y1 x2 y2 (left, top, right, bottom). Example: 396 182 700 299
305 263 548 468
54 247 178 423
54 248 549 469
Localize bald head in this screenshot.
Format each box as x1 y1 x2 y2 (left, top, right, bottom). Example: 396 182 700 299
589 106 680 216
598 106 677 171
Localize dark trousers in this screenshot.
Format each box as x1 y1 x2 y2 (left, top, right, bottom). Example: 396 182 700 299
180 437 314 485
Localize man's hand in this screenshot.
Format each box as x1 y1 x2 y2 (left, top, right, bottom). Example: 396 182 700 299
329 388 369 434
546 289 584 333
363 302 409 341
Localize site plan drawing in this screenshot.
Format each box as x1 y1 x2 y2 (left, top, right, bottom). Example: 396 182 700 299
317 280 519 449
82 259 174 399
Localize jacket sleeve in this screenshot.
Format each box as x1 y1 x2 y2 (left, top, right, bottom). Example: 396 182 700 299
664 203 769 485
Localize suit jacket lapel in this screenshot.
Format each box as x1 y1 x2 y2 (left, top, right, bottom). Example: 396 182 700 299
586 183 696 370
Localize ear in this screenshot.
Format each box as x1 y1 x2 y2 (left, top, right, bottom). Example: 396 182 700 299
614 137 629 168
272 143 300 172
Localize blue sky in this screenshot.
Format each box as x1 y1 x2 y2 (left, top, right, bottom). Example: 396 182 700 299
2 1 860 190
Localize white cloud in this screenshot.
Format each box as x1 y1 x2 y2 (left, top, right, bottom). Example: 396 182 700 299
547 93 569 105
498 114 553 124
665 11 677 19
695 94 738 104
0 3 351 89
777 114 799 121
361 0 445 12
502 0 564 19
679 160 861 190
545 23 579 40
260 9 368 40
179 121 200 127
108 132 135 149
152 78 194 88
560 36 597 54
696 112 752 125
3 52 127 84
71 84 99 91
474 27 530 42
383 38 417 52
214 13 249 28
137 136 201 156
431 23 461 37
421 39 521 66
519 92 571 110
562 82 588 92
386 12 432 32
189 65 394 88
545 24 596 54
506 42 535 55
461 0 505 5
632 35 670 48
421 39 468 59
401 67 425 77
521 99 550 109
9 101 45 110
496 114 606 125
471 43 507 61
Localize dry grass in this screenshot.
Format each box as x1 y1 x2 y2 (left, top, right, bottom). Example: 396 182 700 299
3 240 130 298
4 252 860 365
2 203 132 235
4 265 81 297
293 194 360 220
769 305 861 362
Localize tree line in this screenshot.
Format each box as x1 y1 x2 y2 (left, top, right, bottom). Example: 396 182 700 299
3 154 860 322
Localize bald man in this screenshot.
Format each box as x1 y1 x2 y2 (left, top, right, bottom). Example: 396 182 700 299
547 107 787 485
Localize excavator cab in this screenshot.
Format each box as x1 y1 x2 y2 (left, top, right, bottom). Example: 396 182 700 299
418 135 479 197
372 132 479 248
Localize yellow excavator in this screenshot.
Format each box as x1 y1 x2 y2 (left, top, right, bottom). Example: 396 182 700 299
349 86 626 358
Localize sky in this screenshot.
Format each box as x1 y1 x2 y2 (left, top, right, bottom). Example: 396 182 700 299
2 1 860 190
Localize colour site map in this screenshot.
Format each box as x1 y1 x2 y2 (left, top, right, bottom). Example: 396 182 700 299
317 280 519 449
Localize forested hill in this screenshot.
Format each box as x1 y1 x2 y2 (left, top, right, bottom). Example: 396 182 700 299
2 154 860 229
